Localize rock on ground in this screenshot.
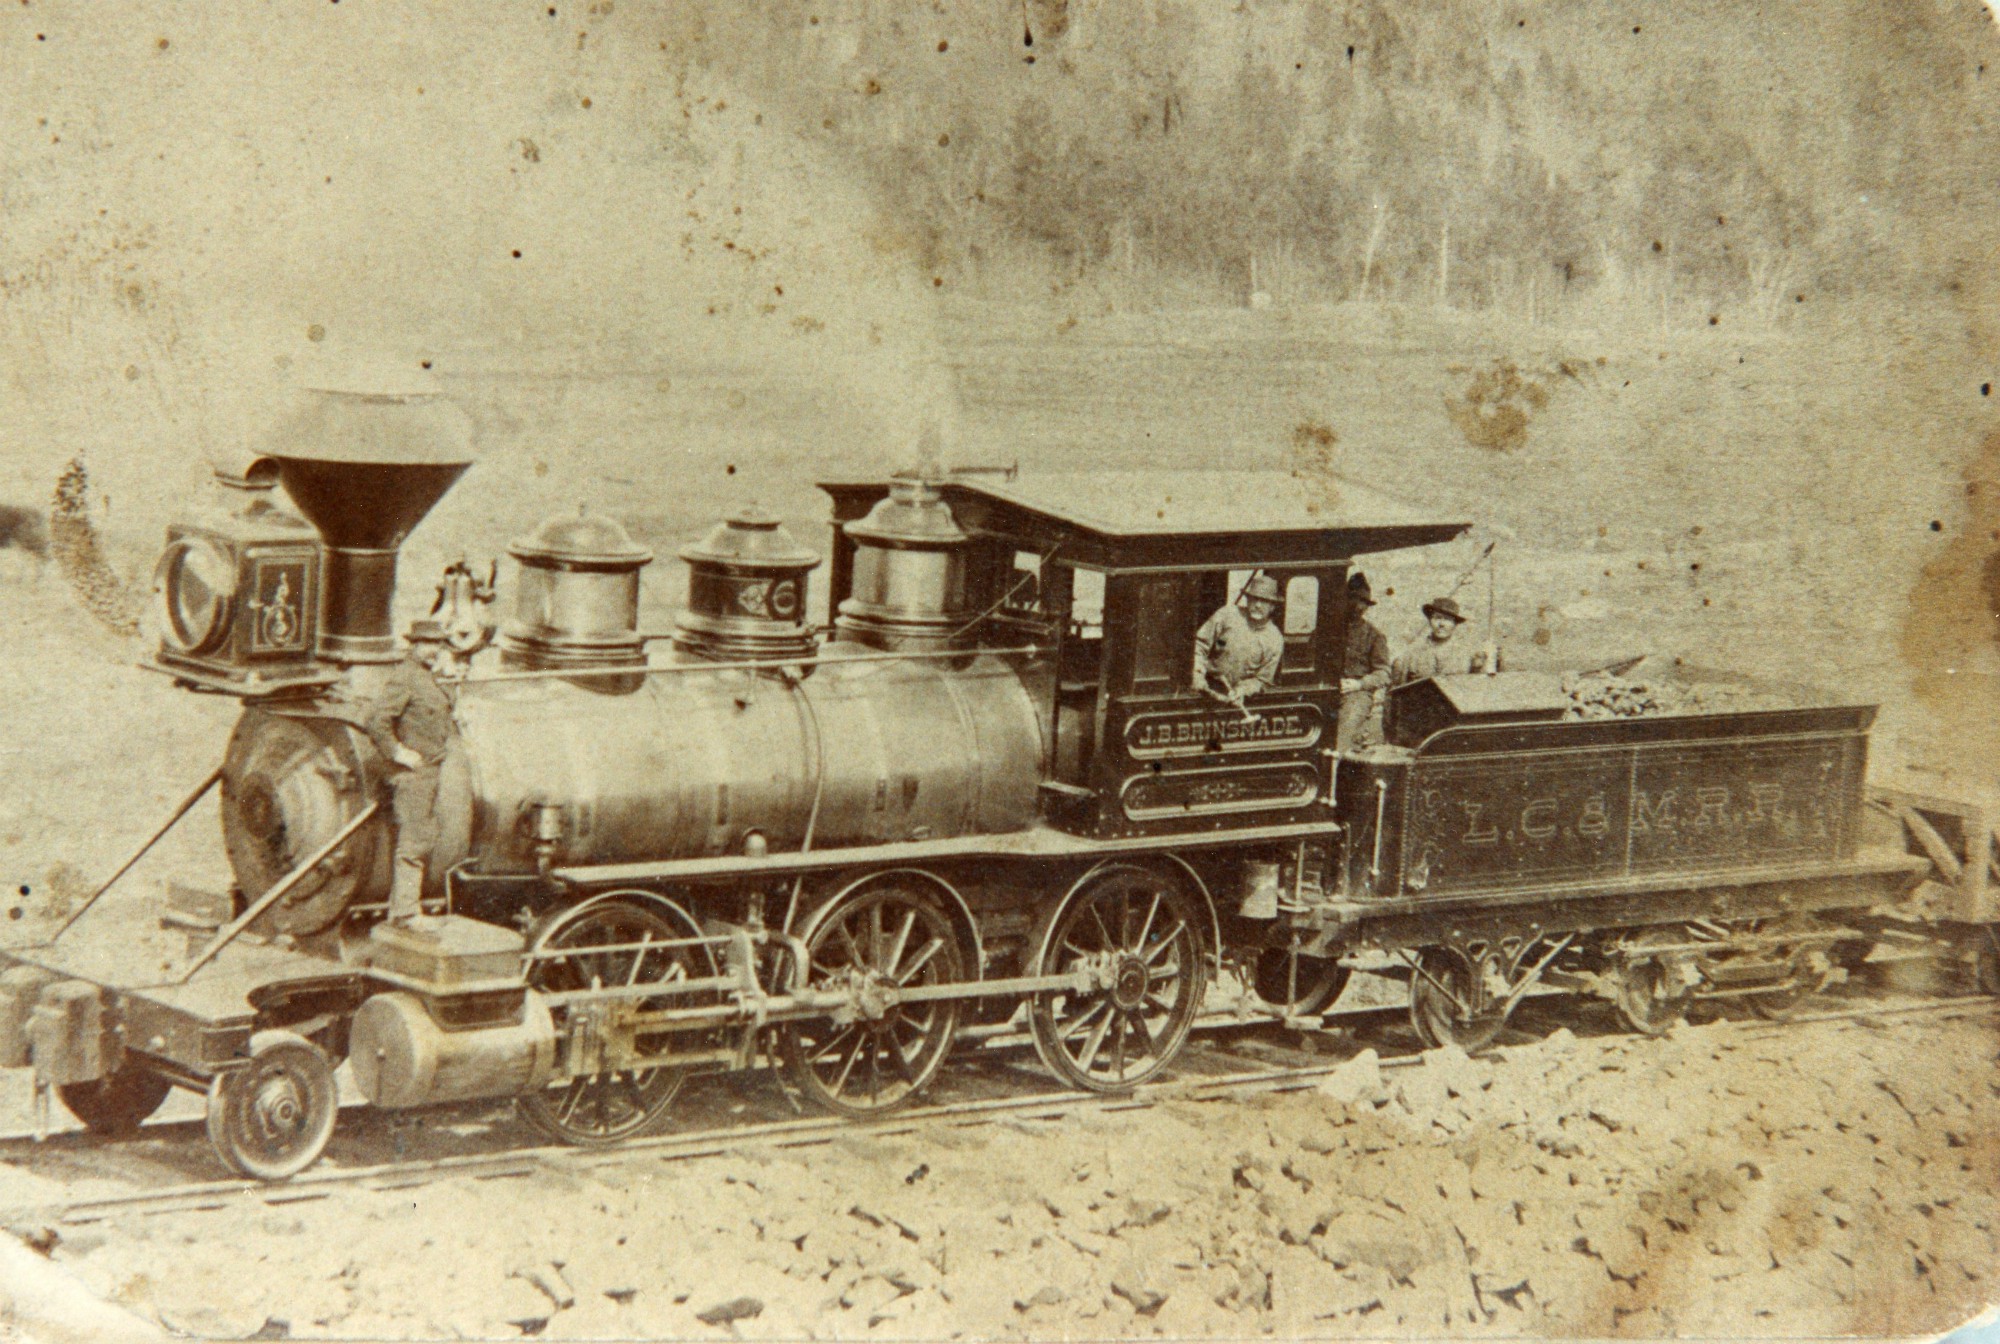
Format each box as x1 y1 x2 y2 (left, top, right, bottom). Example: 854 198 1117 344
24 1010 2000 1340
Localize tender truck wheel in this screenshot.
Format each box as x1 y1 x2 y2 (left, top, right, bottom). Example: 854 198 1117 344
1612 957 1689 1037
205 1030 338 1180
1252 948 1351 1019
1408 949 1506 1053
1974 928 2000 997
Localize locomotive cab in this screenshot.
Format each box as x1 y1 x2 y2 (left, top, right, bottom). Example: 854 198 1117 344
821 469 1468 840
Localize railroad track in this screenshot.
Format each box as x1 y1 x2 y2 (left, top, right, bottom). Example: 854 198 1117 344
0 988 1989 1231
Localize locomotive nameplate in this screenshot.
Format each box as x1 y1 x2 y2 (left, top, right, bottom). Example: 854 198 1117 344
1120 762 1319 820
1124 703 1323 759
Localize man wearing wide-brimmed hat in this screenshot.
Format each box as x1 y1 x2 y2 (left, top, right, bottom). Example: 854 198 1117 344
1337 571 1392 752
360 620 456 925
1193 573 1286 704
1392 594 1493 684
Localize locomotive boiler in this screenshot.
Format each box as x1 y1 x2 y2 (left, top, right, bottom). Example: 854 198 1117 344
0 379 1988 1182
220 475 1048 940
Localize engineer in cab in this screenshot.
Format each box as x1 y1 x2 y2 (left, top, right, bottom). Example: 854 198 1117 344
1193 573 1285 708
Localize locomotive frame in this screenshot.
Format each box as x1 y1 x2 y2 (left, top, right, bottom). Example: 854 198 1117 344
0 394 1982 1180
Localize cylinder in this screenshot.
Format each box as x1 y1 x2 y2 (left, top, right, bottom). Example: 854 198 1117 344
348 991 556 1109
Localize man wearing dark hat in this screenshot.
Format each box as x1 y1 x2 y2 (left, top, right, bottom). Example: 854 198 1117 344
1392 595 1493 684
1337 572 1392 752
361 620 456 925
1193 573 1286 705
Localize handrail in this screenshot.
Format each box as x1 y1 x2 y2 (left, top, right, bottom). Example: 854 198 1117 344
46 768 222 946
458 643 1040 686
177 802 379 983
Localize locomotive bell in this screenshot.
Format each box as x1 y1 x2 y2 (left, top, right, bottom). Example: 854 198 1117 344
500 507 652 679
835 471 970 652
673 505 821 662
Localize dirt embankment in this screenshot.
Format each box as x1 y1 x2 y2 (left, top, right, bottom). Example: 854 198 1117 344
27 1010 1997 1341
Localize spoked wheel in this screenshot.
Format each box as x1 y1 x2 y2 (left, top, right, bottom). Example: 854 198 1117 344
779 878 966 1117
205 1031 338 1180
519 895 716 1147
59 1063 173 1138
1408 948 1506 1052
1743 920 1832 1021
1252 947 1351 1019
1613 957 1689 1036
1029 864 1207 1091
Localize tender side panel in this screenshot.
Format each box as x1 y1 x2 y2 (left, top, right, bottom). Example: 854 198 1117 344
1390 709 1871 900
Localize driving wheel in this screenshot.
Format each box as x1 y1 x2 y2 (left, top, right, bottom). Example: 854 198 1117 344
519 895 717 1146
205 1031 338 1180
779 878 966 1117
1029 864 1206 1091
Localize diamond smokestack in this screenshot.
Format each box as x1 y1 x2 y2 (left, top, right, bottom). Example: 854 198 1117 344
261 384 474 664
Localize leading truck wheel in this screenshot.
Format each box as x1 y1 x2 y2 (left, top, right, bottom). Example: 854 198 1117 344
205 1031 338 1180
1029 864 1206 1092
59 1065 172 1137
1408 949 1506 1053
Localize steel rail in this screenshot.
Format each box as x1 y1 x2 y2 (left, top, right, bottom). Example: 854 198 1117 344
1 991 1988 1230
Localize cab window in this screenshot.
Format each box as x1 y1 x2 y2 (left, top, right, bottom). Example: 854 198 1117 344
1278 574 1319 680
1283 576 1319 636
1130 573 1195 693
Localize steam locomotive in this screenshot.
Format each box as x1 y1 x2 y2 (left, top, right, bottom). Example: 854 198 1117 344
0 384 1989 1179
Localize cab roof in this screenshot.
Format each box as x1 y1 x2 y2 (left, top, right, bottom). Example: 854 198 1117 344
819 470 1469 570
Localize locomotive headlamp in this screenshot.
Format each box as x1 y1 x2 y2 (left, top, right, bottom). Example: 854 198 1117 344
156 535 237 655
146 468 329 694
